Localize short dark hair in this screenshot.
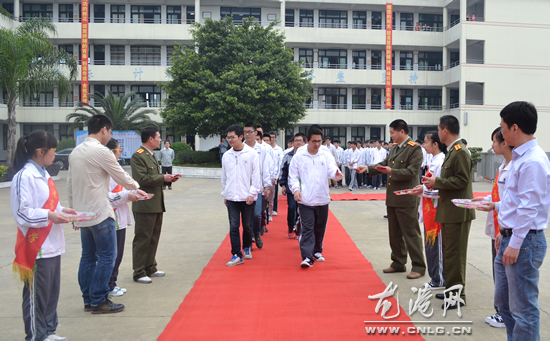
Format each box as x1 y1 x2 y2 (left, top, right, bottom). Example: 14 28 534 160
439 115 460 135
491 127 514 150
389 119 409 134
294 132 306 142
244 122 257 131
164 140 170 145
350 141 357 146
425 131 447 154
461 138 468 145
13 130 58 173
106 138 120 150
500 101 537 135
141 126 159 143
88 114 113 134
333 139 340 144
310 124 323 131
306 127 323 141
255 130 263 139
324 137 332 142
268 131 277 138
226 124 243 137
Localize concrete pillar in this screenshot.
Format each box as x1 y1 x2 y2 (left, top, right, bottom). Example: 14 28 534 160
14 0 20 19
105 4 110 22
367 11 371 29
347 88 352 110
413 88 418 110
347 49 353 70
280 0 285 28
413 12 419 27
442 85 447 109
89 45 94 65
53 3 59 21
313 89 319 109
381 87 385 110
413 51 418 71
443 45 448 69
460 34 467 64
294 48 299 62
366 88 372 109
105 45 111 65
460 0 466 24
195 0 200 24
125 4 131 23
161 5 166 24
90 4 94 22
161 46 167 66
53 124 60 140
313 9 319 28
443 6 448 29
459 80 466 106
346 126 352 142
394 88 399 109
395 12 400 30
348 10 352 29
313 48 319 69
366 49 371 70
394 50 399 70
125 45 131 65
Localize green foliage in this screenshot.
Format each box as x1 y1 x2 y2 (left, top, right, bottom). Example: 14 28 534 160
469 147 482 164
67 91 158 133
57 139 76 150
171 142 192 153
161 17 312 137
176 151 219 164
0 165 7 182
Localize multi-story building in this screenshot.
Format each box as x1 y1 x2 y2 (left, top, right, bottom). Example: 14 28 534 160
1 0 549 161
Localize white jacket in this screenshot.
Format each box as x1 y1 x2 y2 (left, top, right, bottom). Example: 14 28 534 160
108 178 137 230
10 162 65 259
221 144 261 201
372 147 387 164
289 149 340 206
251 141 273 188
346 149 361 168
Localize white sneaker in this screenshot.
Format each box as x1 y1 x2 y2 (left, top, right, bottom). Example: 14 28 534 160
115 286 127 293
269 216 273 222
272 211 278 216
108 288 123 297
486 313 506 328
44 335 68 341
300 258 313 268
136 276 152 284
424 281 445 290
149 271 165 277
314 252 325 262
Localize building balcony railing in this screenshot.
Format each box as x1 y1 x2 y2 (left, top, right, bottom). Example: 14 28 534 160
319 63 347 69
465 59 484 64
418 65 443 71
465 100 483 105
418 105 443 111
322 104 347 109
450 102 460 109
447 18 461 30
448 60 460 69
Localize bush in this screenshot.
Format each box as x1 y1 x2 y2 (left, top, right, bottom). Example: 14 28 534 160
58 139 76 150
171 142 192 153
46 163 62 176
0 165 7 182
468 147 482 165
176 150 219 164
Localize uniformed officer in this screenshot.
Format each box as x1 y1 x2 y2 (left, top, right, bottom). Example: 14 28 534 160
357 119 426 279
131 126 178 284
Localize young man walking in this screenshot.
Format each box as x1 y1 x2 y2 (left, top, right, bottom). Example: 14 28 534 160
289 127 343 267
221 125 261 266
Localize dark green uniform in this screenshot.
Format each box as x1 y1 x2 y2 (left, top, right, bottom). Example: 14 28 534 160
131 146 165 281
434 140 475 301
368 137 426 274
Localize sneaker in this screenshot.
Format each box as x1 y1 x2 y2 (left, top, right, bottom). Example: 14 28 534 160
108 288 123 297
367 185 373 189
314 252 325 262
115 286 127 293
269 216 273 222
226 254 244 266
84 304 92 312
255 234 263 249
359 186 362 189
136 276 152 284
300 258 313 268
44 334 68 341
244 247 252 259
348 188 353 191
163 187 166 190
91 299 125 314
424 281 445 290
486 313 506 328
168 187 172 190
272 211 278 216
288 232 296 239
149 271 165 277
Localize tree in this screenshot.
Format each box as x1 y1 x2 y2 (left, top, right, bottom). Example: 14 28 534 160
66 91 159 132
0 17 77 163
161 17 312 137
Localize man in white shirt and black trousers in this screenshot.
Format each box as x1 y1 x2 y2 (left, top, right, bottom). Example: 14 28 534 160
289 127 343 268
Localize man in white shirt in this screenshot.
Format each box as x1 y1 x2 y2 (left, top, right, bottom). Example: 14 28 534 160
334 140 345 188
344 142 352 186
68 115 140 314
346 141 360 191
222 125 261 266
268 131 284 218
371 140 387 190
289 127 343 267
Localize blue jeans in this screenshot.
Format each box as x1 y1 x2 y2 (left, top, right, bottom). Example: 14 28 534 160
78 218 117 306
494 231 546 341
251 193 263 235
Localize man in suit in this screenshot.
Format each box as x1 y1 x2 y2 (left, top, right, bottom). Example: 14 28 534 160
422 115 475 309
357 119 426 279
131 126 178 284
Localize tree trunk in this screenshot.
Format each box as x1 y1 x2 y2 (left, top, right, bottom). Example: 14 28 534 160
6 95 17 165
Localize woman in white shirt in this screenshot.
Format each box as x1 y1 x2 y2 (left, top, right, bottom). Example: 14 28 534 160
11 130 76 341
410 131 446 290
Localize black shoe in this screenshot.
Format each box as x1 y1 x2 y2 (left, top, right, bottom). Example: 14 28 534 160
442 302 465 310
384 215 388 219
255 234 263 249
168 187 172 190
91 299 125 314
435 293 448 300
84 304 92 312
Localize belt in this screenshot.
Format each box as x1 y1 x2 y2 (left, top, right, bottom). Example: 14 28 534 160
500 229 543 238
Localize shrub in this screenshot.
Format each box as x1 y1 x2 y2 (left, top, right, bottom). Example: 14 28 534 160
176 150 219 164
0 165 7 182
171 142 192 153
58 139 76 150
46 163 62 176
468 147 482 165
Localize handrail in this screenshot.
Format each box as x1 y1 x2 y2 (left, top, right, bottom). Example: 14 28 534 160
319 63 347 69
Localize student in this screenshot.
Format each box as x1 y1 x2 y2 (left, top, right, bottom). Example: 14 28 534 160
344 141 352 186
371 140 386 190
492 102 549 338
159 140 175 190
474 127 513 329
268 131 284 217
11 130 76 341
221 125 261 266
410 131 446 290
346 141 360 191
355 141 364 188
289 127 343 267
284 138 294 154
333 140 345 188
106 138 146 297
279 132 306 239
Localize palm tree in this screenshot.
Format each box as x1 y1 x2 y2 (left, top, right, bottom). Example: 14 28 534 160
66 91 159 133
0 17 77 164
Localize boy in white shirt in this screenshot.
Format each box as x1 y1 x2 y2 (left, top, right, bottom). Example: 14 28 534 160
346 141 360 191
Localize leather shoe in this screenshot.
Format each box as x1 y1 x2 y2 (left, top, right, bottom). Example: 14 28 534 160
406 271 424 279
383 267 406 273
435 293 448 300
442 302 465 310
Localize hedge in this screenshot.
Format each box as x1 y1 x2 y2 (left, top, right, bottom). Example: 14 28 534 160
0 165 7 182
171 142 192 153
176 150 218 164
58 139 76 150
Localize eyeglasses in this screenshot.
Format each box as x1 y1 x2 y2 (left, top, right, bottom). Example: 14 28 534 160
111 149 123 152
36 148 57 152
226 136 239 140
244 130 256 135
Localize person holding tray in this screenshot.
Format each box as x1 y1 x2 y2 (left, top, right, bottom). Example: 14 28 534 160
11 130 76 341
410 131 447 291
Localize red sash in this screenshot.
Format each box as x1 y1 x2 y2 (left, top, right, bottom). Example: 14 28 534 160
112 184 123 212
492 170 501 238
13 178 59 284
422 168 441 246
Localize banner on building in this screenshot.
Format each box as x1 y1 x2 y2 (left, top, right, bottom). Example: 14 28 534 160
76 131 143 159
81 0 89 104
385 3 393 109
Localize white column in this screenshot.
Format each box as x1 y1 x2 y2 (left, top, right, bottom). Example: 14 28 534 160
366 88 372 109
394 88 399 109
443 46 448 69
161 46 167 66
413 12 419 27
293 48 299 62
313 89 319 109
413 88 419 110
347 88 352 110
105 45 111 65
346 126 352 142
313 48 319 69
367 11 371 29
105 4 110 22
14 0 20 18
366 49 371 70
460 0 466 24
395 12 400 30
347 49 353 69
443 6 448 29
195 0 200 23
90 45 94 65
161 5 166 24
90 4 94 22
313 9 319 28
53 3 59 21
125 4 130 23
413 51 418 71
280 0 285 28
125 45 131 65
348 10 352 29
442 85 447 110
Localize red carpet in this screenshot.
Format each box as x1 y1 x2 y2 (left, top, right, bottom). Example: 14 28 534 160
331 192 491 201
159 196 423 340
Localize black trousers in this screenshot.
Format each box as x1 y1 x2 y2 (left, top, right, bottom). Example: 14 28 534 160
345 167 351 186
226 200 254 258
287 193 298 233
298 204 329 262
162 166 172 188
109 228 126 291
273 185 279 212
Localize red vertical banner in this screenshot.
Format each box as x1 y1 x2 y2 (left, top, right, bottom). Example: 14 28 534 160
81 0 89 104
385 3 393 109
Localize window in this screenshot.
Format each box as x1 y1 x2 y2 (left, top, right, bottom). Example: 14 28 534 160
399 13 413 30
370 127 382 140
186 6 195 23
111 85 125 98
400 89 413 110
418 89 442 110
418 51 443 71
23 125 54 136
351 127 365 141
323 127 346 144
352 51 366 69
299 10 313 27
353 11 366 29
417 126 438 141
371 50 382 70
93 45 105 65
319 88 346 109
59 125 73 141
131 46 161 66
419 14 443 32
285 9 294 27
131 5 161 24
2 3 14 17
400 51 413 70
131 85 162 107
167 46 175 66
22 90 53 107
319 10 347 28
450 51 460 67
371 89 382 109
167 6 181 24
111 5 125 23
59 4 73 22
352 88 366 109
111 45 125 65
450 89 459 108
23 4 53 20
221 7 261 24
372 12 382 30
59 44 73 55
60 89 74 107
93 85 105 106
319 49 347 69
299 49 313 68
94 4 105 23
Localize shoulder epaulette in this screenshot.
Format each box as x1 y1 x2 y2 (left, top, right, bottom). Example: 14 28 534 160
136 148 144 154
392 143 398 145
454 144 462 151
407 141 416 147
